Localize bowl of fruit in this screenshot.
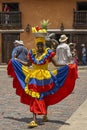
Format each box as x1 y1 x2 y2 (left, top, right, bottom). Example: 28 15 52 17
32 26 47 37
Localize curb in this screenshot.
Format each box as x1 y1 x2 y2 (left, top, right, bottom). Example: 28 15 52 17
78 66 87 70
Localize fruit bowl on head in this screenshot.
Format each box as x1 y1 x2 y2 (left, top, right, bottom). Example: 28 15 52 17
33 32 47 37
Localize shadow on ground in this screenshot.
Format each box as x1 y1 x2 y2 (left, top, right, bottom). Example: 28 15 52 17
4 116 70 126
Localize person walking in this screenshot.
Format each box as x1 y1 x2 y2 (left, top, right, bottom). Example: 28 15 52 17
81 44 87 65
7 40 28 76
12 40 28 62
56 34 72 65
7 29 77 128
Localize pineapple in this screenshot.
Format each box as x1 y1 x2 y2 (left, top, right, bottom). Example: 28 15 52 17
40 19 51 30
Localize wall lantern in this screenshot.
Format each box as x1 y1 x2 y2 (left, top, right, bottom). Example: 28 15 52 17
60 23 64 33
26 24 31 32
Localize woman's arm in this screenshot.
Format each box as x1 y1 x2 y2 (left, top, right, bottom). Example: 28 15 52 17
15 58 31 66
51 57 67 67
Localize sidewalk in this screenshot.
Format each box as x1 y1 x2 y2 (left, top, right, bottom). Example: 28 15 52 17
78 65 87 70
59 99 87 130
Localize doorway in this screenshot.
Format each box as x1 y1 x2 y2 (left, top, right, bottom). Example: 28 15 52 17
2 33 20 63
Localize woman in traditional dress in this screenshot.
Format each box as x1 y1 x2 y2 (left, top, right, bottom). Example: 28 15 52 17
7 32 77 128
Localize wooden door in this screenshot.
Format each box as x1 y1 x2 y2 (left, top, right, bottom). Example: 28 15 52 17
2 33 20 63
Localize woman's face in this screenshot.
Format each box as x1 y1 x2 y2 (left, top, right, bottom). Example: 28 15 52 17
36 42 44 53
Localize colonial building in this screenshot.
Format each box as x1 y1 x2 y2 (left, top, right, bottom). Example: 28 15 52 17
0 0 87 64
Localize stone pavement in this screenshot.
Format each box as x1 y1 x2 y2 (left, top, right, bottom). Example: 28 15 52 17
0 66 87 130
59 99 87 130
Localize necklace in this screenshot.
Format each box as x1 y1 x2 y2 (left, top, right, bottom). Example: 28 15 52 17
35 50 45 61
30 48 51 64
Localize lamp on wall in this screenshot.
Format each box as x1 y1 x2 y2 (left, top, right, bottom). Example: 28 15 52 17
60 23 64 33
26 24 31 32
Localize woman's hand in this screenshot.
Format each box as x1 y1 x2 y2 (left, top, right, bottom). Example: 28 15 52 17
14 58 31 67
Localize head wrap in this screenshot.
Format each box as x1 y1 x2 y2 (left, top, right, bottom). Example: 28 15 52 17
32 26 47 44
35 37 45 44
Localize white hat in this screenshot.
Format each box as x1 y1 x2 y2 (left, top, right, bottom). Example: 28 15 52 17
81 44 85 47
19 40 24 45
69 43 74 46
14 40 24 45
59 34 68 42
14 40 20 44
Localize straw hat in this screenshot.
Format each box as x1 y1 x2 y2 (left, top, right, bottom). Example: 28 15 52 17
19 40 24 45
14 40 24 45
59 34 68 43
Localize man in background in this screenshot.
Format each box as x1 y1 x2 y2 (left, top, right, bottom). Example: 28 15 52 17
56 34 72 65
12 40 28 62
81 44 87 65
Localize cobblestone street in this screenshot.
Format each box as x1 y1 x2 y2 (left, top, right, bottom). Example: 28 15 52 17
0 67 87 130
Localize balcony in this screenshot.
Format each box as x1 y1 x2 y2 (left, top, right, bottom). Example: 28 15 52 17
73 10 87 28
0 11 22 29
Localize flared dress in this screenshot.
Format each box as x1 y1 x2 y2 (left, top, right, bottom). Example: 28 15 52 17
7 48 77 115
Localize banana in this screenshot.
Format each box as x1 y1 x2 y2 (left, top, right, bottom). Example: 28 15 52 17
32 27 37 32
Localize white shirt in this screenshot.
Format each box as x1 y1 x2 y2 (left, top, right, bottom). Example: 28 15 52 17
56 43 72 64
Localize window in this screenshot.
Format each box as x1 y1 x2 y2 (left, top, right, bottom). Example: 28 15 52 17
77 2 87 11
2 3 19 11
